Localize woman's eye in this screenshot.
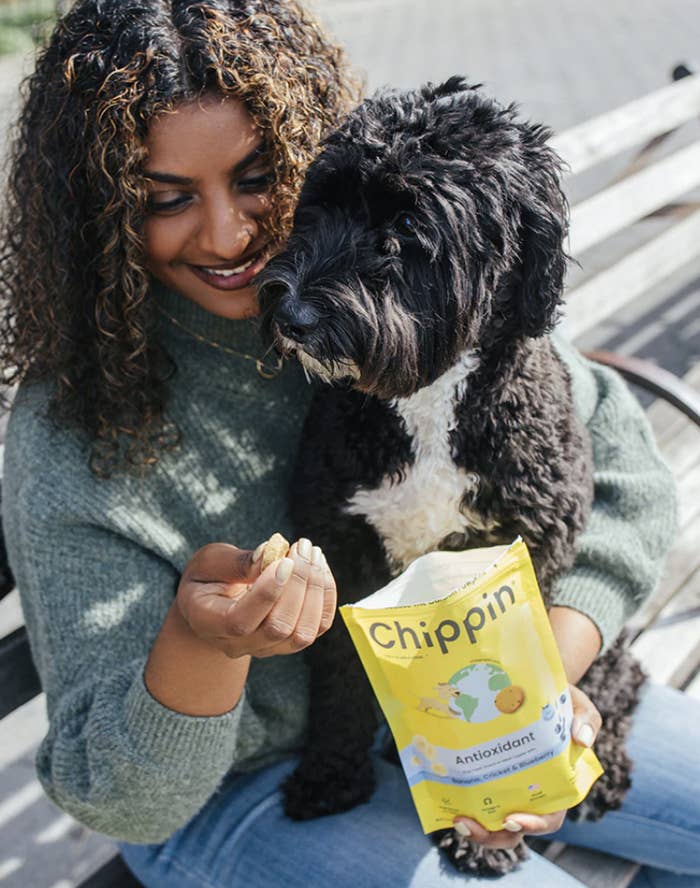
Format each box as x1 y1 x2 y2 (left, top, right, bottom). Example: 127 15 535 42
394 213 417 237
238 172 273 192
146 194 191 214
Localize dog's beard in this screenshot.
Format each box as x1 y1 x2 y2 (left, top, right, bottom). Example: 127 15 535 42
264 276 368 386
279 338 363 385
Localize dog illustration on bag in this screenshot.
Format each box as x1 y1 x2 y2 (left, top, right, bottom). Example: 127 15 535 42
417 682 462 719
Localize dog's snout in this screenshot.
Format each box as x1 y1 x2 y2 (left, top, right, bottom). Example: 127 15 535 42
275 292 319 342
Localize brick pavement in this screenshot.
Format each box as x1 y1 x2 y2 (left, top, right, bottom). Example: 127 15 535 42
0 2 698 885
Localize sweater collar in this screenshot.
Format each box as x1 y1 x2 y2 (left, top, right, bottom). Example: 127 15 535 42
152 280 266 358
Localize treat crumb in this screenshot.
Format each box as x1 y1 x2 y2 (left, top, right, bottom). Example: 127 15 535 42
261 533 291 570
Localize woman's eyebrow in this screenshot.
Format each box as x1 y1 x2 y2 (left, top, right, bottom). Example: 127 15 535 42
143 170 192 185
143 143 268 185
232 142 268 174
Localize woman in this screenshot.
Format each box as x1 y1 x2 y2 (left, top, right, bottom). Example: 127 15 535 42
1 2 697 886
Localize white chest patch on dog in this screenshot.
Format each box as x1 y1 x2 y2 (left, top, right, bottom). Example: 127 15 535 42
345 350 496 573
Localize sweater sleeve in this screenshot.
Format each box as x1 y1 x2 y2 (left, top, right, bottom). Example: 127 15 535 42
550 339 678 651
4 469 267 844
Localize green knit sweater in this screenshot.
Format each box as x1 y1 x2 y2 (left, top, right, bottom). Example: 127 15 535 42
3 285 676 843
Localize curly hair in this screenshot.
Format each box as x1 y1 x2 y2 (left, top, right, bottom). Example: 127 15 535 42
0 0 359 474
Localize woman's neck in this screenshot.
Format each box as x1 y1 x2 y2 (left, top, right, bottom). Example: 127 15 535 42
152 280 264 355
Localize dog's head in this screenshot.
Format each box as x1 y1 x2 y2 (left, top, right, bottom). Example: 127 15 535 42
259 77 568 398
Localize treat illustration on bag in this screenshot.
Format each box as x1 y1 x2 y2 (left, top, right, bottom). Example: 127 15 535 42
341 539 603 833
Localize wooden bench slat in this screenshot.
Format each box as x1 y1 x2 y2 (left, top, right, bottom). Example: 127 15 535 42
562 209 700 339
632 542 700 685
549 73 700 177
568 141 700 257
547 845 640 888
657 504 700 588
628 509 700 635
646 363 700 447
583 350 700 426
633 610 700 688
677 458 700 528
79 855 142 888
656 417 700 480
685 669 700 700
0 627 41 720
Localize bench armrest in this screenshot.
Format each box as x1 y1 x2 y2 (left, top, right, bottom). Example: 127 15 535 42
583 349 700 427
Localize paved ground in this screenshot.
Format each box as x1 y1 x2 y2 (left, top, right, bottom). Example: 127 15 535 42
0 1 699 885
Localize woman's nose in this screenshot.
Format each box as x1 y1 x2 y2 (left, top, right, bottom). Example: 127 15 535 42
197 196 257 260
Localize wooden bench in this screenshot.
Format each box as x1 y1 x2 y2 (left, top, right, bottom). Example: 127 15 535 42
1 64 700 888
531 62 700 887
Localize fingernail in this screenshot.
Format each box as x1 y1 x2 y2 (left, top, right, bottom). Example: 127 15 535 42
275 558 294 585
577 723 595 748
503 819 523 832
297 538 312 560
252 541 266 563
311 546 323 566
453 821 471 837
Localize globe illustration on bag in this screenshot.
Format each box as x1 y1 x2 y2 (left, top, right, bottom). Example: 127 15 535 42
447 662 512 723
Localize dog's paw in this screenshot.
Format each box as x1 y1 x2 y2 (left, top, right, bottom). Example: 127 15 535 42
435 829 528 875
282 756 375 820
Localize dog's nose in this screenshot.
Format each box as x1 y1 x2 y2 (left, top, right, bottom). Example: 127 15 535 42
275 292 320 342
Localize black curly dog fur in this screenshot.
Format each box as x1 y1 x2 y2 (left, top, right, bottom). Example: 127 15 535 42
259 77 646 876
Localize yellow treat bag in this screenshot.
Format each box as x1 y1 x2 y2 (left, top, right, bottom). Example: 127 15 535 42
340 538 603 833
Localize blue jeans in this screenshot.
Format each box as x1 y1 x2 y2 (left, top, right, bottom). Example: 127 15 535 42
120 684 700 887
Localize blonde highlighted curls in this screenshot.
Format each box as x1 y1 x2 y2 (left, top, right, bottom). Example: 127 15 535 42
0 0 360 475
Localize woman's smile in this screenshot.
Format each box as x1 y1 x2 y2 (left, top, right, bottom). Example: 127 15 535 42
187 248 269 291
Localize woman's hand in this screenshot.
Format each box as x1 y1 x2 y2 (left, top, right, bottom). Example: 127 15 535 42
452 684 602 848
176 537 337 659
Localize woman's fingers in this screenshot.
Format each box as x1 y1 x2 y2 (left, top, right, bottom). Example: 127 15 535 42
256 543 335 657
452 817 524 850
185 542 258 585
570 684 603 747
497 810 566 835
220 561 290 638
178 580 253 637
180 553 282 640
452 809 566 849
319 553 337 634
179 537 337 658
257 540 313 647
289 545 326 647
187 541 300 641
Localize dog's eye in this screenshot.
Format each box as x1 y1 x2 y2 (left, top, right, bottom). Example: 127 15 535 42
394 213 417 237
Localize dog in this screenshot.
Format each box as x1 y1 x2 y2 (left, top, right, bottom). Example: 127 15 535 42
418 683 462 718
259 77 645 875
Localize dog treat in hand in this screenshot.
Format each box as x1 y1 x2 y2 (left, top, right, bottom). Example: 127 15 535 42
341 539 603 834
260 533 291 570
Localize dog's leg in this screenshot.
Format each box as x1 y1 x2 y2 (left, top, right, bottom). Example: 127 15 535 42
570 634 646 821
434 830 528 875
283 506 392 820
283 616 380 819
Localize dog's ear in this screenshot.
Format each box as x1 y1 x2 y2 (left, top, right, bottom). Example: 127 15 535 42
510 127 569 338
420 76 480 104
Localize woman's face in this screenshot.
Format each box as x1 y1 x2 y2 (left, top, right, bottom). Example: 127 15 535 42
143 94 272 320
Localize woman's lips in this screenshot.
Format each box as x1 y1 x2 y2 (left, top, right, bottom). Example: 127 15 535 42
188 251 267 291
